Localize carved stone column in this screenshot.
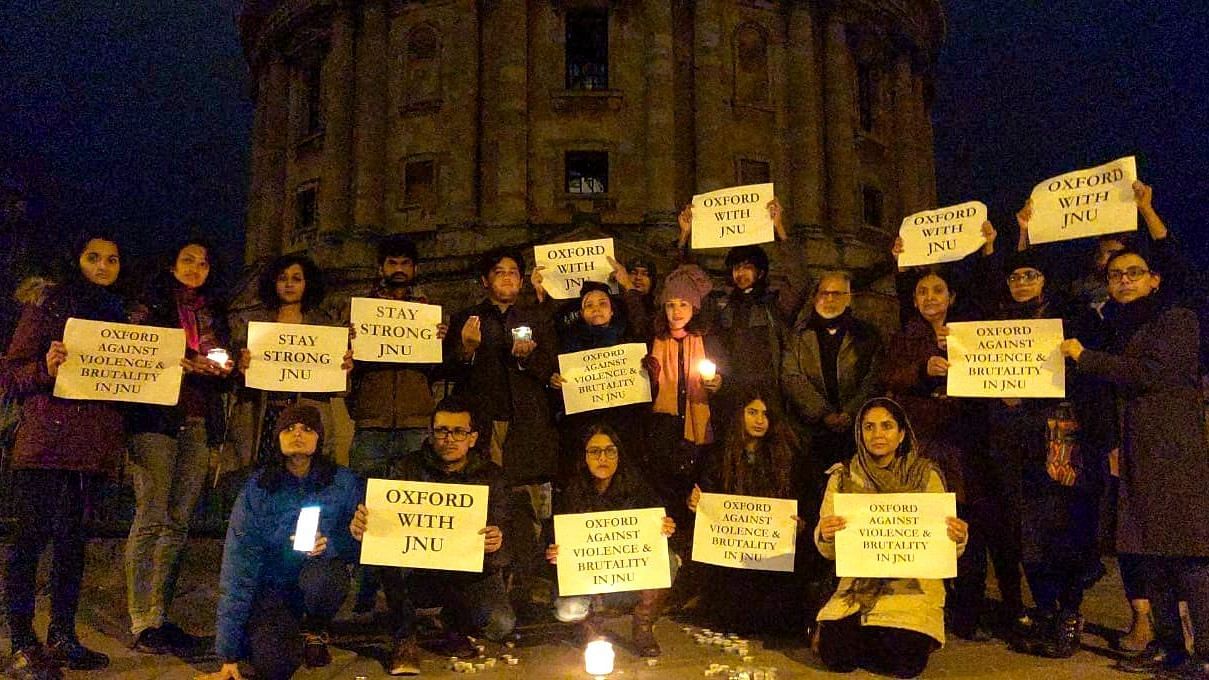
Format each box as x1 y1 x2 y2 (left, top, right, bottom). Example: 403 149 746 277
353 0 388 231
915 72 938 207
822 16 858 234
786 4 825 227
319 2 355 235
494 0 528 223
644 0 675 217
693 0 727 193
891 54 918 220
246 55 290 261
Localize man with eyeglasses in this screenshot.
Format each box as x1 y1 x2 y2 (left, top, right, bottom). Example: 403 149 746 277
783 271 883 470
349 395 513 675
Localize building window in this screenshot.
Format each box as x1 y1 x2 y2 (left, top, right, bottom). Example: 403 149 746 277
857 63 879 132
733 24 769 105
404 26 441 107
565 151 608 194
295 183 319 238
402 159 438 217
862 185 884 229
565 10 608 90
300 61 323 137
736 158 770 185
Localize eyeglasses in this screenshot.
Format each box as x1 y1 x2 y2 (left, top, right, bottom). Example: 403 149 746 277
432 427 474 441
816 290 851 299
585 446 619 460
1007 271 1043 284
1107 266 1151 283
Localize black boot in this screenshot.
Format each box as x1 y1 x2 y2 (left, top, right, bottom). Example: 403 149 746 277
1038 612 1083 659
1009 608 1055 656
632 590 664 657
46 630 109 671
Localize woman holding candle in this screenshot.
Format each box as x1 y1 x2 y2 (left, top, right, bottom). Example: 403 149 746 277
230 255 340 468
125 238 235 655
642 264 725 548
2 232 129 677
545 424 677 657
815 397 967 678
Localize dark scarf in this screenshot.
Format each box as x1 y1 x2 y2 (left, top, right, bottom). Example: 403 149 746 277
564 316 626 354
806 309 852 405
999 294 1049 321
1103 293 1165 353
45 276 127 325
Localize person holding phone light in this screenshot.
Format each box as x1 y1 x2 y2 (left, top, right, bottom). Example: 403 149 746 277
203 405 360 680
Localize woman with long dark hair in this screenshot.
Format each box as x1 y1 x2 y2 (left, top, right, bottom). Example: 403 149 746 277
1 233 127 678
125 238 235 655
230 254 338 467
814 397 968 678
546 424 676 657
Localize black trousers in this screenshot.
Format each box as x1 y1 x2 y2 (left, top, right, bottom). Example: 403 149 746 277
245 558 349 680
4 469 96 652
1142 555 1209 660
818 613 937 679
381 568 515 641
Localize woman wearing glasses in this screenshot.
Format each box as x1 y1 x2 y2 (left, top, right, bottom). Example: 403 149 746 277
1061 250 1209 676
545 424 677 657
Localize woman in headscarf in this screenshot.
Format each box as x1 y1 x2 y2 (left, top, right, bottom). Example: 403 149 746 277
2 232 128 677
546 424 676 657
814 397 967 678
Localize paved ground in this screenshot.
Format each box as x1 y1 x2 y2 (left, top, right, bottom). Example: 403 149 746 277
3 538 1150 679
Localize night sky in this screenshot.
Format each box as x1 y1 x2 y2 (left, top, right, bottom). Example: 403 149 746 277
3 0 1206 273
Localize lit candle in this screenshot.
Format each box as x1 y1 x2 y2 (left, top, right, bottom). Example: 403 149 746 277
584 639 614 676
697 358 717 381
206 347 230 365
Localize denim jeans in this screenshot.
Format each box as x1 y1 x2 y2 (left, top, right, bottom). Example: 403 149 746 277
125 418 210 635
347 427 427 479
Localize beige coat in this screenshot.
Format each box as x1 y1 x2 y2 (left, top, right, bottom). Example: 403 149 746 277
813 467 965 646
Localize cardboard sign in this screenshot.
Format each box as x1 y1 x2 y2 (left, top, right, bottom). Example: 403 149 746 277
350 297 442 363
554 507 672 596
1028 156 1138 244
558 343 652 415
360 479 490 572
53 318 185 405
897 201 988 267
691 493 798 572
946 319 1066 398
245 321 348 392
833 492 957 579
533 238 615 300
691 183 775 249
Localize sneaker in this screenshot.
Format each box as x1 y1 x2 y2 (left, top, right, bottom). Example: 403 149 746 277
130 627 171 655
4 646 64 680
46 632 110 671
388 635 421 676
1117 641 1188 674
302 631 332 668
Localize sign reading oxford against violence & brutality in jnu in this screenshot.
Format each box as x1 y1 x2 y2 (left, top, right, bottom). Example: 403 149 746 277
54 318 185 405
692 492 798 572
945 319 1066 398
554 508 672 596
245 321 348 392
350 297 443 363
896 201 988 267
360 479 489 572
558 343 652 415
833 492 958 579
691 183 775 249
533 238 615 300
1028 156 1138 245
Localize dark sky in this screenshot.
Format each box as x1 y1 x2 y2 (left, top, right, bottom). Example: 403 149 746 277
3 1 1206 271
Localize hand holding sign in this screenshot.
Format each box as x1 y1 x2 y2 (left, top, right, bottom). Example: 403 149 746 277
532 238 615 300
1027 156 1138 244
46 341 67 377
690 184 776 249
832 492 958 578
896 201 988 267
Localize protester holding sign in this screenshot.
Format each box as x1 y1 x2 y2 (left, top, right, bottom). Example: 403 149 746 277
814 398 967 678
229 255 341 467
686 388 813 634
349 395 513 675
546 424 676 657
1061 249 1209 676
1 232 130 675
125 238 235 656
205 405 360 680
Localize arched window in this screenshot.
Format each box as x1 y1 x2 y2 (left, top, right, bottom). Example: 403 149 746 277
404 25 441 106
734 23 769 106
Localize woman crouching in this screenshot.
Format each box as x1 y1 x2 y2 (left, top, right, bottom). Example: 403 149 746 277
815 398 968 678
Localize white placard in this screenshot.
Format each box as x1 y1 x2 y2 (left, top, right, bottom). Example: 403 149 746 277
833 492 957 579
1028 156 1138 244
946 319 1066 398
897 201 988 267
691 492 798 572
558 343 652 415
533 238 615 300
360 479 490 572
690 183 775 249
53 318 185 405
350 297 443 363
245 321 348 392
554 507 672 596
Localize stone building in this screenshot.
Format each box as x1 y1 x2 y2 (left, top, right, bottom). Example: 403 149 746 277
237 0 943 325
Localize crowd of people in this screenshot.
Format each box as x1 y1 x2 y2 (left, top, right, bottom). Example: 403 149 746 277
1 180 1206 680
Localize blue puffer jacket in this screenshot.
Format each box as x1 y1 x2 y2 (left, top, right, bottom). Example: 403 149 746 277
215 461 362 661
